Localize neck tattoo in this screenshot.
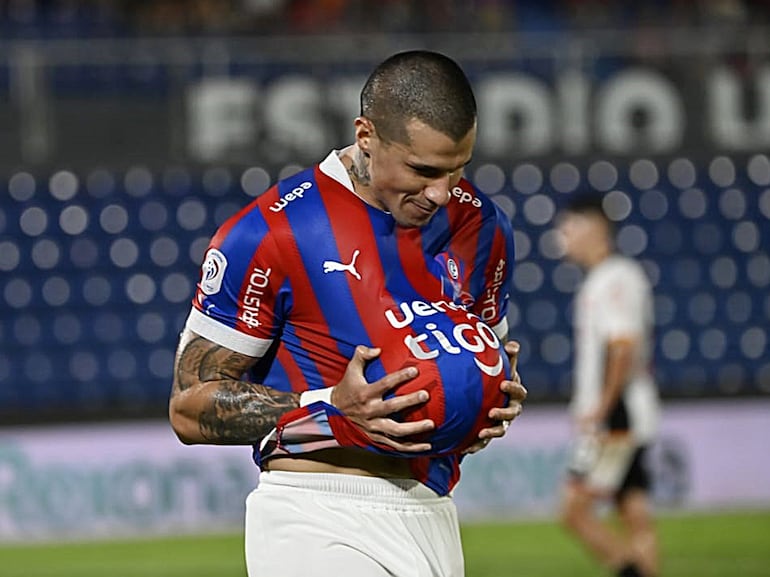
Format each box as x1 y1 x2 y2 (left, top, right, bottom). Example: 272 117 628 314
348 149 371 187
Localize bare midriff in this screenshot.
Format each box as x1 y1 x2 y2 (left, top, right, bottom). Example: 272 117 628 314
263 448 414 478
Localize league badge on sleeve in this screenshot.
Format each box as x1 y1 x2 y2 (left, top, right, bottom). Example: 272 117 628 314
200 248 228 295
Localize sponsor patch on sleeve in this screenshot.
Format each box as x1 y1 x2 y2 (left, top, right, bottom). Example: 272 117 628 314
200 248 228 295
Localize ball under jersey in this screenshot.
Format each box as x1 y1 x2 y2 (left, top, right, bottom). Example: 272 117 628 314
571 255 660 443
186 150 515 496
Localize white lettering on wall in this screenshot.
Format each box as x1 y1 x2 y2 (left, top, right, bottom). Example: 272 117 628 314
595 69 684 153
478 74 554 156
709 65 770 150
186 64 770 158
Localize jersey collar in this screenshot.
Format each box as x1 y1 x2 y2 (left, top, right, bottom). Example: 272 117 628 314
319 149 355 192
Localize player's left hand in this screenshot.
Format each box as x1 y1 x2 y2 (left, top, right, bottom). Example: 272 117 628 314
463 340 527 454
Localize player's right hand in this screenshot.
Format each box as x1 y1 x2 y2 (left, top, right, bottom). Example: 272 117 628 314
330 345 435 452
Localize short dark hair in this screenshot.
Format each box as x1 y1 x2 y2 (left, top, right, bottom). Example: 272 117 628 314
562 193 615 233
563 193 609 220
360 50 477 144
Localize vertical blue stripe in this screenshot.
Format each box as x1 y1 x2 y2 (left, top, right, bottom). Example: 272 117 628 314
279 170 377 366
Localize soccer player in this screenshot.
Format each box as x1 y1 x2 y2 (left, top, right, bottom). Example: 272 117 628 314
556 195 661 577
169 50 526 577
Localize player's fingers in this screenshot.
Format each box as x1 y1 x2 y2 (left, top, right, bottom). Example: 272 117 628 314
504 340 520 372
375 416 435 438
476 422 508 440
488 401 523 423
462 439 491 455
500 380 527 402
363 415 433 436
352 345 381 366
342 345 381 384
371 365 418 395
368 431 432 453
379 389 430 414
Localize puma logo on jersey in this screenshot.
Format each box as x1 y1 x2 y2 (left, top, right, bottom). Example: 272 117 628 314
323 249 361 280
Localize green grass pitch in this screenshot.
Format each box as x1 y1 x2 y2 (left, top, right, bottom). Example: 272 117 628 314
2 510 769 576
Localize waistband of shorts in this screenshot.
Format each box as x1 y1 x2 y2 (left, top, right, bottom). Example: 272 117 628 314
257 470 446 505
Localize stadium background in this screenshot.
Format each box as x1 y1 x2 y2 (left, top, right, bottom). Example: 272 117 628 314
1 1 769 576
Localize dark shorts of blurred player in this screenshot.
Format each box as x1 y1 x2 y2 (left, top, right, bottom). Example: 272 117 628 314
567 431 651 502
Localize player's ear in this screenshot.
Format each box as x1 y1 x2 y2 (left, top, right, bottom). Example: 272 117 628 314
354 116 375 154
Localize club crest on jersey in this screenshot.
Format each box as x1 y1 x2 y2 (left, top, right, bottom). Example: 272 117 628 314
200 248 227 295
447 258 459 280
435 253 474 308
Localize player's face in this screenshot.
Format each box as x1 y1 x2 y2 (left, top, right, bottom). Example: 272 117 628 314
557 212 601 266
363 118 476 228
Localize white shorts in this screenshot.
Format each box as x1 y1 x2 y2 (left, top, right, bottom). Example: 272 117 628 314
567 432 638 495
244 471 464 577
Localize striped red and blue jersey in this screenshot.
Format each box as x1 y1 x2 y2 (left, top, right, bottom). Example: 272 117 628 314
186 151 515 496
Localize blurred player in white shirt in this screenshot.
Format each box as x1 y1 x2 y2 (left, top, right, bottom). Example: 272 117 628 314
557 194 661 577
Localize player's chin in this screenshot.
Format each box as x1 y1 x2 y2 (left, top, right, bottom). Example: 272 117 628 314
396 205 437 228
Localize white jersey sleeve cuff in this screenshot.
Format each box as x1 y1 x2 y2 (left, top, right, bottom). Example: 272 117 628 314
491 317 509 342
299 387 334 407
185 308 274 358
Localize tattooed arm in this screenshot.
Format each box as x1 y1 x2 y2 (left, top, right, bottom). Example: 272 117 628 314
169 328 300 445
170 327 435 449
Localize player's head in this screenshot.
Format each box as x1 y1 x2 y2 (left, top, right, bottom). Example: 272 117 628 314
354 50 478 227
360 50 477 145
557 193 615 268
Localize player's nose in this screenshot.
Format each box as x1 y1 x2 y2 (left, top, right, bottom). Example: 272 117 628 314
423 174 452 207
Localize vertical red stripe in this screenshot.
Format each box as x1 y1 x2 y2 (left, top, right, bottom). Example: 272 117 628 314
395 227 438 297
228 203 345 391
315 168 447 442
231 199 287 341
314 169 402 365
249 186 344 388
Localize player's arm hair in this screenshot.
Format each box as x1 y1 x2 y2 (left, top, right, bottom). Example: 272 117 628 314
169 328 300 445
597 336 637 420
